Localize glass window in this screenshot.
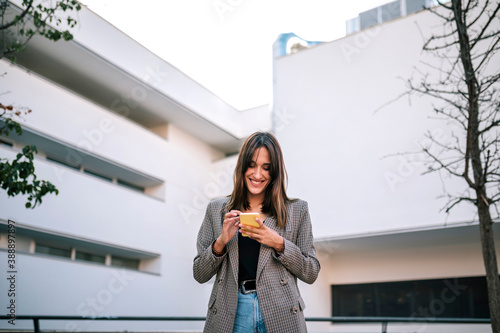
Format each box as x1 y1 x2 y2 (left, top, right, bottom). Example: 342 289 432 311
117 179 144 192
458 277 489 318
111 256 139 270
359 8 379 29
0 139 14 147
83 168 113 182
46 156 80 171
406 0 427 14
381 1 401 22
332 276 491 319
75 251 106 264
35 244 71 258
332 283 375 316
377 281 413 317
414 279 460 318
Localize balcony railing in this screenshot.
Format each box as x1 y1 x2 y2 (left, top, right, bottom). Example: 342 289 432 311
0 315 491 333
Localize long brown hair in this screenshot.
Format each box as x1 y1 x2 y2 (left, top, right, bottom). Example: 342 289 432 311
227 132 291 228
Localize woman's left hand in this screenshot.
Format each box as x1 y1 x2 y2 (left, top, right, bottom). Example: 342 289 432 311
239 218 284 252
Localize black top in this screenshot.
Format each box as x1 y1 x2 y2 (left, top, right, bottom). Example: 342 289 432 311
238 231 260 284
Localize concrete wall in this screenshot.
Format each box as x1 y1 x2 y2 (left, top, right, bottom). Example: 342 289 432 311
273 7 478 238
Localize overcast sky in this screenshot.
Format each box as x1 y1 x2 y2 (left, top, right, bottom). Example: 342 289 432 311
81 0 390 110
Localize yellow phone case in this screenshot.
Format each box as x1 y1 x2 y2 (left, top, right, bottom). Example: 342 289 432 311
239 213 260 237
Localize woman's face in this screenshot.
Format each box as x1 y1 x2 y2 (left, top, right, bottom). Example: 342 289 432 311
244 147 271 200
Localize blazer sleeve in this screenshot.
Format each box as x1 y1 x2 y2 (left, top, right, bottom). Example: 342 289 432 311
274 200 320 284
193 200 226 283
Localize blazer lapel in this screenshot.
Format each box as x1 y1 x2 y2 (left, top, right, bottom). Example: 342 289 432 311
256 215 282 282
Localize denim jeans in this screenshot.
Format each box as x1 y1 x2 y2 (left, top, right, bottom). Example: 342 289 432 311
233 290 267 333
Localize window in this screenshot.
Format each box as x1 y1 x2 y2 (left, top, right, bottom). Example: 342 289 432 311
46 156 81 171
406 0 427 15
35 243 142 271
35 244 71 259
0 221 160 273
377 280 413 317
359 8 379 29
47 155 146 193
332 283 375 317
381 1 401 22
0 139 14 147
111 256 139 270
75 250 106 264
332 277 490 319
83 169 113 182
117 179 145 192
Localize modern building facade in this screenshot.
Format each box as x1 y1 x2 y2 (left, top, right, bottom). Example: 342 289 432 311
272 1 499 332
0 0 498 332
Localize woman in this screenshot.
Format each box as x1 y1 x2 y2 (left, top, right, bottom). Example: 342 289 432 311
193 131 320 333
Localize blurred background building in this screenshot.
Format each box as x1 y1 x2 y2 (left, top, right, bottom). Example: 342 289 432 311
0 0 498 332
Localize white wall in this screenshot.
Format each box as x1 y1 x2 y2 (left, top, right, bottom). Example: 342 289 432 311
273 8 479 239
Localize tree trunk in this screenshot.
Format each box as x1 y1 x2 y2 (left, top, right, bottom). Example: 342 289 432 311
451 1 500 330
477 196 500 333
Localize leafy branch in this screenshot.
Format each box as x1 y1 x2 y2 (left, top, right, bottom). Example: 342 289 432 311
0 143 59 208
1 0 82 60
1 104 59 208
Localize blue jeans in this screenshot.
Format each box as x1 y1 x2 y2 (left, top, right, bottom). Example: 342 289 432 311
233 290 267 333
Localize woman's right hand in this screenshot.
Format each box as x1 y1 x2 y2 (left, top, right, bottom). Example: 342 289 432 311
214 210 241 251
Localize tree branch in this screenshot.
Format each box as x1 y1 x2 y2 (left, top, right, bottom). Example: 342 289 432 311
470 1 500 50
445 196 476 213
0 0 33 30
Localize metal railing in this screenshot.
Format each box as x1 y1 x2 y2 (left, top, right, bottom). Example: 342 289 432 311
0 315 491 333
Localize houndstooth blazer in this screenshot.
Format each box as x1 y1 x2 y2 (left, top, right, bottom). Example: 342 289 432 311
193 197 320 333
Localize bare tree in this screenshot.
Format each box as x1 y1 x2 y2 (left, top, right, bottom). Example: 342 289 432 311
408 0 500 331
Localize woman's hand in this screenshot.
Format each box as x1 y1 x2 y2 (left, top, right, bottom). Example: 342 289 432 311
239 217 284 252
214 210 241 252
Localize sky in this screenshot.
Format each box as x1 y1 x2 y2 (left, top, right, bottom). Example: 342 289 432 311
80 0 390 110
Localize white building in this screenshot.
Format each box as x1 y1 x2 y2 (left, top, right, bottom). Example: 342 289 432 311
0 0 498 332
273 1 499 332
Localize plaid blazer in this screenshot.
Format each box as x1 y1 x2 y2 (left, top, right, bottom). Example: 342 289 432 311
193 197 320 333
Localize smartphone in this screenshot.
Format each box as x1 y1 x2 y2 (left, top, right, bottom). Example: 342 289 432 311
239 212 260 237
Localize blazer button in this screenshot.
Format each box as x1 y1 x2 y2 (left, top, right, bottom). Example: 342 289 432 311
212 307 217 315
218 279 223 285
280 278 288 286
291 306 298 314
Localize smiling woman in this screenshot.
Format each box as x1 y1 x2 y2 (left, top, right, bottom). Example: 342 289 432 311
244 147 271 199
193 131 320 333
229 132 290 229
